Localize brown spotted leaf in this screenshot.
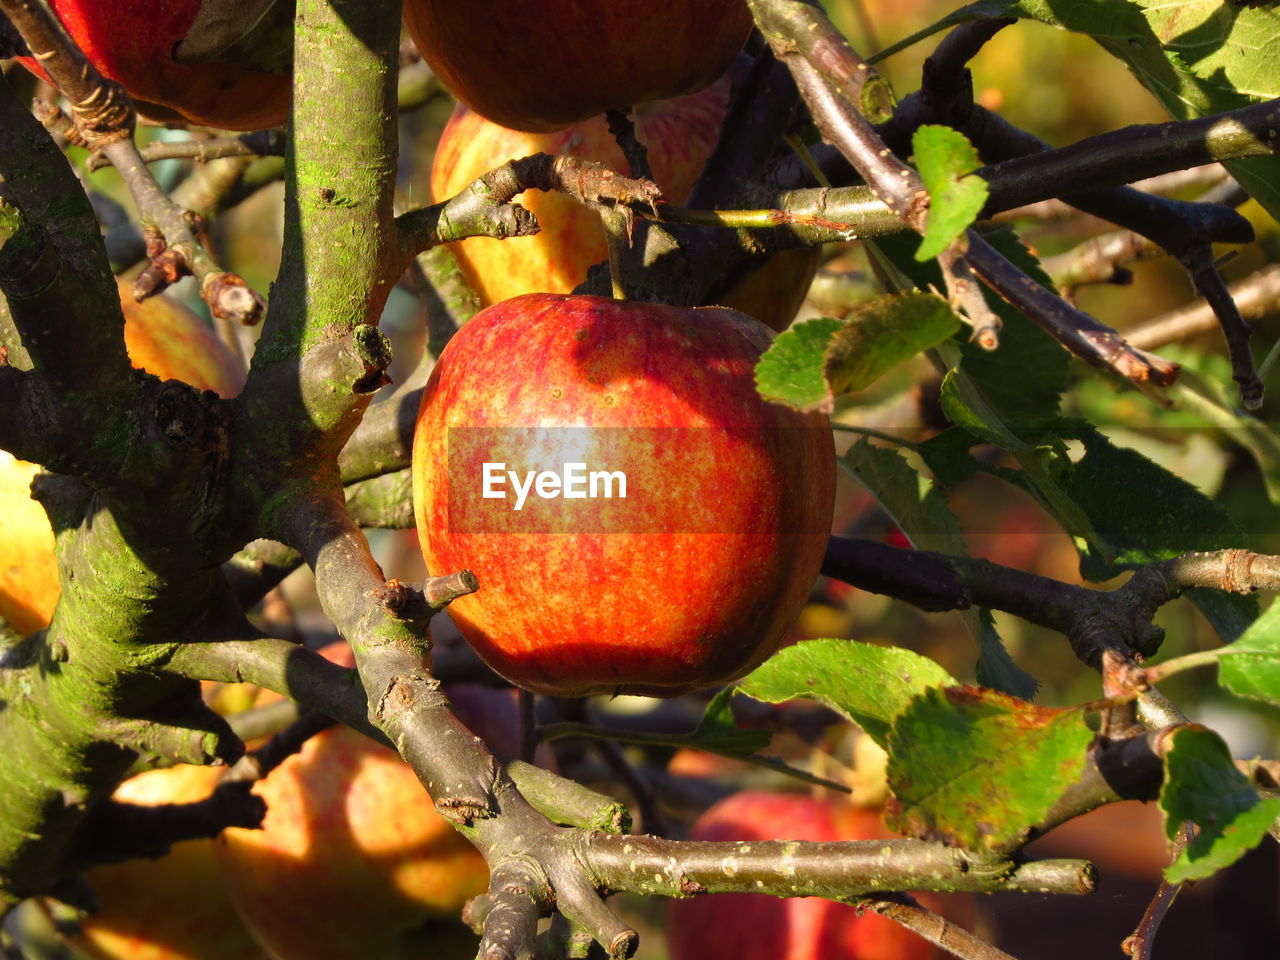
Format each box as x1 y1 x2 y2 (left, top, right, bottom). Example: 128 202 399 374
885 686 1092 851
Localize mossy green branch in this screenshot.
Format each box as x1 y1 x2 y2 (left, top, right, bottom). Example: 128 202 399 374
344 469 413 529
0 493 241 902
249 0 401 366
0 63 261 908
225 0 404 545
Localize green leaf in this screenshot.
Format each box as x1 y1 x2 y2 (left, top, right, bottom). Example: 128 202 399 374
917 427 982 487
1159 726 1280 883
738 638 956 747
885 686 1092 851
1218 602 1280 705
826 293 961 396
974 609 1039 701
753 316 845 412
1055 422 1241 564
839 438 966 554
1056 421 1257 639
937 363 1105 555
754 295 959 412
840 438 1039 697
877 1 1280 218
912 125 989 262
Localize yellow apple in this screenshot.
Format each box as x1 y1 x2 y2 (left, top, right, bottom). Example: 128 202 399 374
0 279 244 635
41 764 268 960
214 644 498 960
430 77 819 333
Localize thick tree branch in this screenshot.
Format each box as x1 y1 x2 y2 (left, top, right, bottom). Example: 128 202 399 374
977 99 1280 214
0 81 132 404
338 359 430 484
581 832 1096 898
344 468 413 529
824 539 1280 668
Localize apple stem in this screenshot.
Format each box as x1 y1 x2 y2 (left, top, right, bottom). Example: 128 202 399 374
600 206 632 300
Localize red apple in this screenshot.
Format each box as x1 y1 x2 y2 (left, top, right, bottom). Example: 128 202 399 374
0 279 244 635
666 791 958 960
17 1 290 130
403 0 753 132
214 644 523 960
38 764 268 960
412 293 835 697
430 82 820 334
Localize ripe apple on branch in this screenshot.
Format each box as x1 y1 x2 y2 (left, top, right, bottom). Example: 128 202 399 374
412 292 835 697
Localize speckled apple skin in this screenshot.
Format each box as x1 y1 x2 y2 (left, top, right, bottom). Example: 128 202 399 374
412 294 834 697
404 0 752 132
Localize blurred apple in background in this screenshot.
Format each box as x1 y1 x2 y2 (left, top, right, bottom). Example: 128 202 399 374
40 764 268 960
429 76 820 334
0 279 244 635
403 0 752 132
215 644 530 960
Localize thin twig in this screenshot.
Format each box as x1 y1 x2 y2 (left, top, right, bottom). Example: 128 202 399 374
86 129 286 171
1121 823 1194 959
822 539 1280 668
1177 245 1265 409
222 710 337 785
750 0 1180 383
605 108 654 182
870 896 1021 960
519 690 539 765
1043 230 1165 289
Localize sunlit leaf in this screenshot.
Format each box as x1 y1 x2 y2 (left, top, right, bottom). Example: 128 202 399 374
1160 725 1280 883
886 686 1091 850
913 125 989 261
738 638 956 746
